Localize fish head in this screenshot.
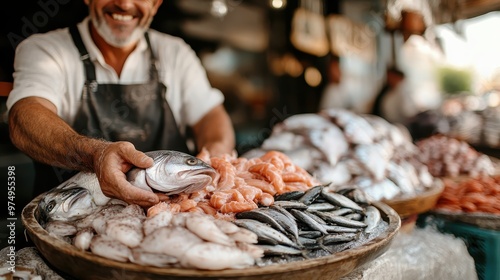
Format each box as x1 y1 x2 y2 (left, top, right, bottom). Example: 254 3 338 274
38 182 97 222
143 150 216 195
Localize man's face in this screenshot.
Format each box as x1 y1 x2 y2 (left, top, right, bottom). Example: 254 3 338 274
86 0 162 47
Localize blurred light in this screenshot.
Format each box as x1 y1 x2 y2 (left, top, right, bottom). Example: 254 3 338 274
284 54 303 77
211 0 228 18
270 0 287 9
464 95 484 111
487 92 500 107
304 67 322 87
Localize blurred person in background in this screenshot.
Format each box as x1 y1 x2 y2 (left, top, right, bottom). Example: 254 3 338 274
7 0 235 207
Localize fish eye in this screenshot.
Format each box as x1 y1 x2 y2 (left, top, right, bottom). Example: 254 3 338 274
186 158 198 166
46 201 56 212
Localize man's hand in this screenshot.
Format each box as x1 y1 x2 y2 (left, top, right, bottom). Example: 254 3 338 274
93 141 160 208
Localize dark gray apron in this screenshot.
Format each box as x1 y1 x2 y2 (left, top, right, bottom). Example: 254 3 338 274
33 25 190 194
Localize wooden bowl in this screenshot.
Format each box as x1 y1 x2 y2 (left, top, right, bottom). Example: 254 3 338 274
22 194 400 280
383 179 445 218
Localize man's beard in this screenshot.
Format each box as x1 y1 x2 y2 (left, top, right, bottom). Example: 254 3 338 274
91 16 151 47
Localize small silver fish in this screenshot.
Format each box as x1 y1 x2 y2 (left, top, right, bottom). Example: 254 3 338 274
127 150 216 195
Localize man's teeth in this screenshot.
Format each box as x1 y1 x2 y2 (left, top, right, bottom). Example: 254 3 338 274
112 14 134 21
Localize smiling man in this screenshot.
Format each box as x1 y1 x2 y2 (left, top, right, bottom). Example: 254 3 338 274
7 0 235 207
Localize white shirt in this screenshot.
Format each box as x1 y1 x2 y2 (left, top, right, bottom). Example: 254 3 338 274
7 17 224 134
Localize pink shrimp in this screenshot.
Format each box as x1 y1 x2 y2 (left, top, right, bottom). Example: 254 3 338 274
197 201 218 216
210 157 236 190
209 189 244 210
244 178 277 195
258 193 274 206
146 202 170 218
221 200 258 214
236 185 263 203
260 151 295 172
179 199 198 212
248 162 285 193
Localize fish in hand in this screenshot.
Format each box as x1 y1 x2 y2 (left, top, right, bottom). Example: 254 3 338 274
39 150 216 222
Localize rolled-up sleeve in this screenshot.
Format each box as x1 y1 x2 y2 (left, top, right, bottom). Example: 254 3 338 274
7 34 67 117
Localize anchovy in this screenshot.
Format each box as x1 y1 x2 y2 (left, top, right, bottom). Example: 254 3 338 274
274 191 305 201
310 211 367 228
344 213 363 221
272 200 309 210
290 209 328 235
257 245 303 256
233 219 299 249
364 206 381 233
298 237 322 250
319 233 358 245
306 203 337 212
320 189 364 212
302 211 327 225
258 208 300 243
325 208 353 216
322 224 359 233
236 210 286 233
299 230 323 239
298 185 324 205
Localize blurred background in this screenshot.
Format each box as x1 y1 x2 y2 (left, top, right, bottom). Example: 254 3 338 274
1 0 500 246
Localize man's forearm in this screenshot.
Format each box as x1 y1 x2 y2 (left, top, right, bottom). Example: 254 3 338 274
193 105 235 156
8 97 107 172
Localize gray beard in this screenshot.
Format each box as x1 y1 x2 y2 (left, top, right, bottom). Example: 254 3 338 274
91 16 148 47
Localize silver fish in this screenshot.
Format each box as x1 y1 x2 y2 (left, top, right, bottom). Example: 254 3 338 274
38 182 98 223
298 185 324 205
364 206 381 233
233 219 299 249
258 244 303 256
127 150 216 195
290 209 328 235
320 188 364 212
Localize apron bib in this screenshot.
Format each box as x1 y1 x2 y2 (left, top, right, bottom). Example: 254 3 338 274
33 25 189 194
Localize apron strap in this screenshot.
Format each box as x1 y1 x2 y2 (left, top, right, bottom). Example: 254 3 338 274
69 25 97 81
144 32 159 81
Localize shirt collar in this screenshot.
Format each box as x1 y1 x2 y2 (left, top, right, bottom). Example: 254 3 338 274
76 17 148 67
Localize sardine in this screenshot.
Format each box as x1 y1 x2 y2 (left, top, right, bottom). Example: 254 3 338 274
260 208 300 243
306 202 337 212
236 210 287 234
319 233 358 245
298 185 324 205
322 225 359 233
258 244 303 256
272 201 308 209
298 230 322 239
274 191 305 201
364 206 381 233
313 212 367 228
290 209 328 235
233 219 299 249
320 189 364 212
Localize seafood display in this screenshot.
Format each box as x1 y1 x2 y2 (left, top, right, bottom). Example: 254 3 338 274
34 146 397 272
416 135 496 178
434 175 500 214
234 185 389 263
245 109 436 201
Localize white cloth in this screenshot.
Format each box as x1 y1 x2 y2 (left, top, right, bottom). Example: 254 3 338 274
7 17 224 134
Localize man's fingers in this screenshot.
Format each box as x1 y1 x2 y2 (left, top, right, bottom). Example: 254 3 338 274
119 183 159 207
118 143 154 169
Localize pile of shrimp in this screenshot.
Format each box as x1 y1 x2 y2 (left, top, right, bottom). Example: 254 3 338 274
434 175 500 214
148 150 321 220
